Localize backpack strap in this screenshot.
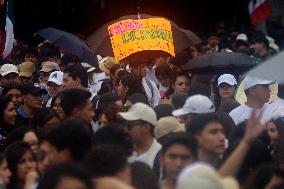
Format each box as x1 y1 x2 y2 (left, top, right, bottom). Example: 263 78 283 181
145 78 154 105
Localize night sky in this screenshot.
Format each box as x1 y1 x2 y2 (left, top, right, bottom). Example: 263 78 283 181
14 0 252 44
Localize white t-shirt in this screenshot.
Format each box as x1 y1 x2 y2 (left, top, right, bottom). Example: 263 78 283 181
142 77 161 107
261 98 284 124
229 103 268 125
129 139 161 168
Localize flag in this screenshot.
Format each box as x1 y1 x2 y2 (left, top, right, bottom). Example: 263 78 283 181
248 0 272 26
0 0 13 60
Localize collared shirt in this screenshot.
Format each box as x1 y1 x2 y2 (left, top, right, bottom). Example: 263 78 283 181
17 105 30 119
16 105 31 127
129 139 161 168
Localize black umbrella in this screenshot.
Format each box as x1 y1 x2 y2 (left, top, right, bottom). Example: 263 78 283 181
37 27 98 68
182 52 261 75
87 14 200 62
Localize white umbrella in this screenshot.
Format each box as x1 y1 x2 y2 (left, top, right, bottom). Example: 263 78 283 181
246 51 284 83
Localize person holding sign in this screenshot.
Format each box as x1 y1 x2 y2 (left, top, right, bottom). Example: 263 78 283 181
130 62 161 107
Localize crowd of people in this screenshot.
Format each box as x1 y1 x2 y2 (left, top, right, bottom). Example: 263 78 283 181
0 25 283 189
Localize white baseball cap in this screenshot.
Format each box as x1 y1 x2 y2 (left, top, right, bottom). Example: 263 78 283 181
172 95 215 117
176 163 239 189
47 71 64 86
243 76 273 90
118 103 157 126
0 64 19 76
236 33 248 42
81 62 96 73
218 74 237 87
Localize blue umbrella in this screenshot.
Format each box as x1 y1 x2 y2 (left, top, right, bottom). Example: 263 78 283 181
37 27 98 68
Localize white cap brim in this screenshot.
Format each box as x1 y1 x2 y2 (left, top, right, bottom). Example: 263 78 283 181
118 112 139 122
1 71 19 76
218 81 236 87
172 109 189 117
47 79 63 86
244 80 273 90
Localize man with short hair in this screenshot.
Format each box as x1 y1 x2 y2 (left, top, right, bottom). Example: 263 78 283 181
160 133 197 189
23 47 38 64
16 83 47 126
60 88 95 125
41 118 93 165
252 36 271 61
229 76 272 125
82 144 131 184
63 64 89 90
186 112 226 166
118 103 161 168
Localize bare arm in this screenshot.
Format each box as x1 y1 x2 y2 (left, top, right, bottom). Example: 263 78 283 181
218 111 264 177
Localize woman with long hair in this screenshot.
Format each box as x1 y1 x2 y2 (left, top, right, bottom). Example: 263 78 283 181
0 152 11 188
5 142 38 189
0 95 17 151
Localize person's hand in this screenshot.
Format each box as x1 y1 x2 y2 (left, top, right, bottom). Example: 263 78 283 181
243 110 265 144
264 175 284 189
24 171 39 189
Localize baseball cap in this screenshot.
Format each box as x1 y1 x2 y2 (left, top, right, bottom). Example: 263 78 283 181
172 95 215 117
81 63 96 73
243 76 273 90
217 74 237 87
236 33 248 42
40 61 60 73
154 116 185 139
47 71 64 86
18 61 36 77
118 103 157 126
98 56 117 74
0 64 19 76
176 163 238 189
22 83 47 96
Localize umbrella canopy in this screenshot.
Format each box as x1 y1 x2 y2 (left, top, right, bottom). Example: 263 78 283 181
37 27 98 68
87 14 200 62
182 52 261 75
180 28 202 45
246 51 284 83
